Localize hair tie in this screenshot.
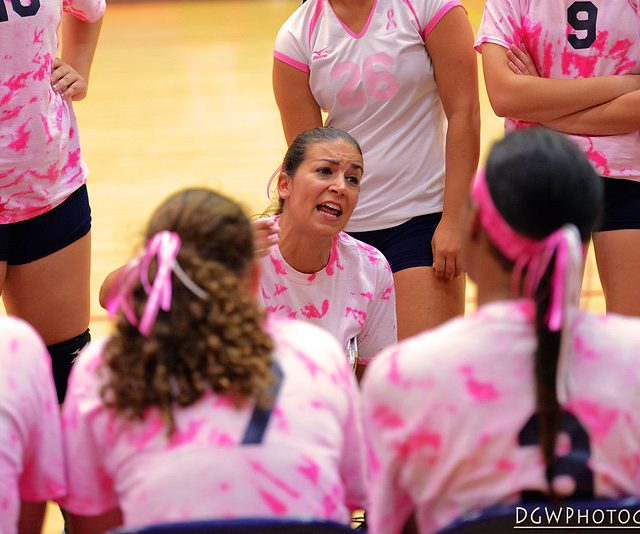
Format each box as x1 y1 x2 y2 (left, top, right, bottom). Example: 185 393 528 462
106 231 207 337
266 164 283 201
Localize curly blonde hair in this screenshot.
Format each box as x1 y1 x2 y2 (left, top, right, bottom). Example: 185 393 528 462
102 189 274 435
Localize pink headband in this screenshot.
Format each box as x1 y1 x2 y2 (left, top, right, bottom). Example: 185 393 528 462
471 169 585 403
471 169 583 332
106 231 207 337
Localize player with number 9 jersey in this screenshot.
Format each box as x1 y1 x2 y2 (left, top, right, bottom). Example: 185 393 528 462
475 0 640 181
475 0 640 318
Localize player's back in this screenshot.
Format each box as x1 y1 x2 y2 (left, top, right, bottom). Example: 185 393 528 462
62 316 366 527
362 302 640 533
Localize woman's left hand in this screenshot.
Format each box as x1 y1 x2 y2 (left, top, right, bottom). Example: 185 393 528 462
51 57 88 101
507 44 540 77
431 216 463 282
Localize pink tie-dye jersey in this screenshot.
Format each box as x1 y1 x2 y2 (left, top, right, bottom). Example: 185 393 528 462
61 316 367 527
257 221 397 363
0 0 105 223
0 317 65 533
362 300 640 534
475 0 640 180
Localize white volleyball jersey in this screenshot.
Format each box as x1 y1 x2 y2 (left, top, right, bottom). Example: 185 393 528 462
275 0 463 231
475 0 640 180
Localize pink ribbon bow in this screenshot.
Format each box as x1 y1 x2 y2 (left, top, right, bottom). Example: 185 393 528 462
106 231 183 337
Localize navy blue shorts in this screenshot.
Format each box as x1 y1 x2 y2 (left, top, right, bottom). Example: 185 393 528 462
0 185 91 265
348 213 441 273
598 178 640 232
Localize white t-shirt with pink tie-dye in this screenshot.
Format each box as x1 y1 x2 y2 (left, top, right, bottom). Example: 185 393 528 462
475 0 640 180
0 317 65 534
0 0 105 224
275 0 464 231
61 316 367 528
362 300 640 534
257 225 397 363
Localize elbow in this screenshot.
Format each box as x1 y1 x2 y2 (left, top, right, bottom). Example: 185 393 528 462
98 283 108 310
484 81 519 118
487 94 511 118
447 101 481 136
486 86 526 119
98 272 116 310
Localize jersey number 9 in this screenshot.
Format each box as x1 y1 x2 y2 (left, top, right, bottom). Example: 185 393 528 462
567 1 598 50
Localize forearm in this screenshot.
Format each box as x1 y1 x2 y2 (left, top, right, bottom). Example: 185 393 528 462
18 501 45 534
441 109 480 222
61 13 103 83
68 508 123 534
543 89 640 135
482 44 640 122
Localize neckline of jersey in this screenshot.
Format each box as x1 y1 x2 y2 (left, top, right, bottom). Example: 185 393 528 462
327 0 379 40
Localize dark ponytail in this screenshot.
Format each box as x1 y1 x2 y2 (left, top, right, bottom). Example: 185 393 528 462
484 128 602 498
532 264 562 500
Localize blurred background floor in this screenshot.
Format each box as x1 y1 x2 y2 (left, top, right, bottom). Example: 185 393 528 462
40 0 604 530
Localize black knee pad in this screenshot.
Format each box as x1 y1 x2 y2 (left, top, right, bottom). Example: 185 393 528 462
47 329 90 403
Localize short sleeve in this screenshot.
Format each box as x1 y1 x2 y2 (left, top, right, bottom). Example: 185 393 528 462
274 6 311 73
4 320 66 502
60 340 120 515
474 0 523 52
62 0 105 23
360 349 415 533
272 317 369 511
357 255 397 363
404 0 465 41
338 361 368 510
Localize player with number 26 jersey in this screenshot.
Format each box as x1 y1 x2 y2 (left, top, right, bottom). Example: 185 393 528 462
475 0 640 180
274 0 462 232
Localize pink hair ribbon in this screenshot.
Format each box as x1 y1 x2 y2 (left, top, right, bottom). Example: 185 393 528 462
106 231 207 337
472 169 584 402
